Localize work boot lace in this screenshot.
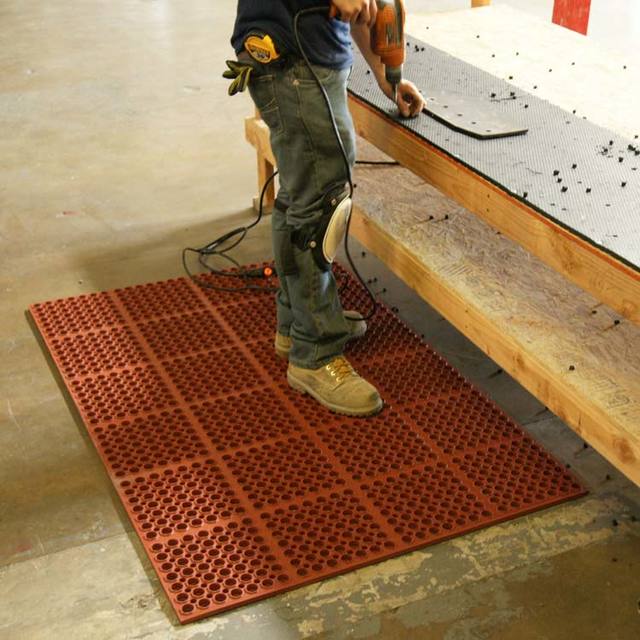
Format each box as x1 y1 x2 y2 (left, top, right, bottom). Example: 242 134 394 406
325 357 356 385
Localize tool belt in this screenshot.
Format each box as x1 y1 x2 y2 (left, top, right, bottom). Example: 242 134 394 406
223 31 290 96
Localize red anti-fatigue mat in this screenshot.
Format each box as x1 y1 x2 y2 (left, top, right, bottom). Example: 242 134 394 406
29 266 586 623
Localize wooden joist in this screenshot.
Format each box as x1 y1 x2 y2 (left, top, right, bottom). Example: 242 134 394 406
348 96 640 326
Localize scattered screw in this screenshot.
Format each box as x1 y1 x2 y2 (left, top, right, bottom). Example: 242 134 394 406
490 92 496 98
583 443 589 449
508 75 513 80
619 157 624 163
614 319 621 325
610 140 614 146
612 519 619 527
361 251 367 257
622 181 627 187
523 191 528 198
557 178 563 183
553 169 560 176
524 104 529 109
586 187 592 193
606 474 612 481
569 364 575 371
572 163 577 169
561 186 568 192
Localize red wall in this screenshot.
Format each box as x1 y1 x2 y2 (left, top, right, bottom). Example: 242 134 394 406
552 0 592 35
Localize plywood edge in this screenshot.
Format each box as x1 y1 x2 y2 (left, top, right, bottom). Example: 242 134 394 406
348 96 640 325
349 207 639 486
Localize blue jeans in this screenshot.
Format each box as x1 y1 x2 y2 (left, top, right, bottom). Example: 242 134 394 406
248 59 356 369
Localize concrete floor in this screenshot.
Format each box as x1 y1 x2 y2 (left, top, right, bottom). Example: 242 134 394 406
1 1 639 639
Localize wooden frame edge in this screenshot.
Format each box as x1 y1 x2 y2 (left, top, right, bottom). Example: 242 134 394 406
350 207 639 485
348 96 640 325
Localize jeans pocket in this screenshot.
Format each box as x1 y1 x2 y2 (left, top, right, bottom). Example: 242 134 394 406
294 62 336 85
249 75 283 135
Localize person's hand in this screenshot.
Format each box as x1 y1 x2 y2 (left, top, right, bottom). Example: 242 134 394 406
331 0 378 28
381 79 425 118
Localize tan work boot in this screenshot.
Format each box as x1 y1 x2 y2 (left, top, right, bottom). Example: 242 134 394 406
274 310 367 360
287 356 383 417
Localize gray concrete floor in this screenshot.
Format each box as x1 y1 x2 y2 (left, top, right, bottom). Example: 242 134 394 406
1 1 639 639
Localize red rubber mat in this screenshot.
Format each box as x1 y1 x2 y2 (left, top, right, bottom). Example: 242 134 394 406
29 266 586 623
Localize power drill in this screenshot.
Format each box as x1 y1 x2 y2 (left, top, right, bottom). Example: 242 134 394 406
331 0 406 103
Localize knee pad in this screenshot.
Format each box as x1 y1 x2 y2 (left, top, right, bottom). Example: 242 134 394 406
318 191 352 266
289 184 353 272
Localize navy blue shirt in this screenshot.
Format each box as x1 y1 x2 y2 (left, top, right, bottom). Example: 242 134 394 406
232 0 353 70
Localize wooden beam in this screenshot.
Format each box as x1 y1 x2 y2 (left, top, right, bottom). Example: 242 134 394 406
552 0 591 35
245 115 276 212
347 96 640 325
349 205 640 486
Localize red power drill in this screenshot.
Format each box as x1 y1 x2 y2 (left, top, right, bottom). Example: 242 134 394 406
331 0 406 103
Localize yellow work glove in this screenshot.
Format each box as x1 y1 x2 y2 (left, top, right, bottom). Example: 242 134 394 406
223 60 255 96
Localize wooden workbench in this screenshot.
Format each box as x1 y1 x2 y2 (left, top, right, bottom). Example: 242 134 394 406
245 6 640 485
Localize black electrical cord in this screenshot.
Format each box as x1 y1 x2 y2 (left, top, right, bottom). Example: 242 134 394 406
356 160 400 166
293 6 378 321
182 171 279 293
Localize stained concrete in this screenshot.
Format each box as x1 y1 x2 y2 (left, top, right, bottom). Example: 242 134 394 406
1 1 639 639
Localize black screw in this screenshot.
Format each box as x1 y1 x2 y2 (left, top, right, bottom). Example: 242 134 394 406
583 443 589 449
361 251 367 257
622 181 627 187
523 191 528 198
557 178 563 183
612 519 619 527
569 364 575 371
586 187 592 193
561 186 568 192
533 85 538 89
572 163 577 169
606 474 612 481
619 157 624 163
614 319 621 325
490 92 496 98
524 104 529 109
508 75 513 80
610 140 614 146
553 169 560 176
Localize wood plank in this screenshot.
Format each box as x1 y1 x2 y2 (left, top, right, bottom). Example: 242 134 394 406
245 115 640 486
348 96 640 324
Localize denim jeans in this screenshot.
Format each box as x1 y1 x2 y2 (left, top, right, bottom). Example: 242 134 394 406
248 58 356 369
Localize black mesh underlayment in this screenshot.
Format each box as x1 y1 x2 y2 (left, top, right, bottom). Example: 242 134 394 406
348 37 640 272
30 265 586 624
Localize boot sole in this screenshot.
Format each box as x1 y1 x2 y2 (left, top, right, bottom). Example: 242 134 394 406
287 371 384 417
